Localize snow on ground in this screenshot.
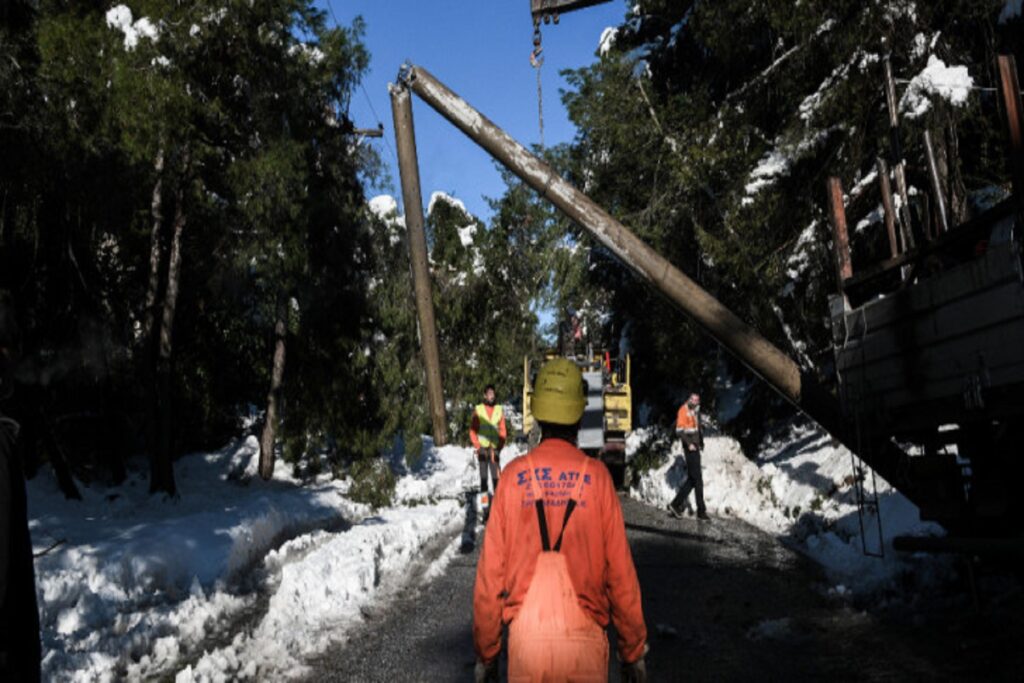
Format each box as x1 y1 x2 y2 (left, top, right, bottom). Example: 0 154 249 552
30 436 484 681
629 421 949 596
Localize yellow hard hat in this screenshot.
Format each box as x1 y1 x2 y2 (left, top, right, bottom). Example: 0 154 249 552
531 358 586 425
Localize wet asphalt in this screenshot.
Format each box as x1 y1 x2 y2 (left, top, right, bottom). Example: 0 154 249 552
307 495 1024 682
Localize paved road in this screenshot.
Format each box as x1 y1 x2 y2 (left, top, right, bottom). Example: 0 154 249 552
309 495 1023 682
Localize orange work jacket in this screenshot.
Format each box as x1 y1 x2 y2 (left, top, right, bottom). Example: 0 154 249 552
676 404 699 432
472 438 647 665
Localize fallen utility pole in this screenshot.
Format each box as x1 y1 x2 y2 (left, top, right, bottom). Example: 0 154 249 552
393 63 919 504
390 84 448 446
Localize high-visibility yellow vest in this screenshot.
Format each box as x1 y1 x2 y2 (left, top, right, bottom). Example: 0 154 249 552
475 404 504 448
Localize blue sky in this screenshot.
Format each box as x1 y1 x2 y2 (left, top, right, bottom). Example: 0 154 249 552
321 0 628 221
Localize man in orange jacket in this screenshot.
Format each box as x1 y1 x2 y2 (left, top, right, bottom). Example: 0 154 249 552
669 392 708 520
473 359 648 682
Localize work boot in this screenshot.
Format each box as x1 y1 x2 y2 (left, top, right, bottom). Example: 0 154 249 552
667 504 684 519
696 510 710 521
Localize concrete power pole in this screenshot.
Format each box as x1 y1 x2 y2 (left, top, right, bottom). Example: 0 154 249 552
389 82 448 446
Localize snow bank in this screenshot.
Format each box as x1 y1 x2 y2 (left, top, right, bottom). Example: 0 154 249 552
181 442 482 680
900 55 974 119
630 423 948 596
181 502 463 680
31 436 481 681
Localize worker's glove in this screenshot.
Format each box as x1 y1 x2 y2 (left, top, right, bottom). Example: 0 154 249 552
474 658 499 683
621 656 647 683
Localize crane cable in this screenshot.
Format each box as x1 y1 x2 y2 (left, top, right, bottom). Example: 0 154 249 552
531 21 545 148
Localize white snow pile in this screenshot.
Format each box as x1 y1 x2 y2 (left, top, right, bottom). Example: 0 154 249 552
598 27 618 56
367 194 404 247
368 194 399 222
105 5 159 51
743 128 835 204
30 436 483 681
457 223 477 248
900 55 974 119
288 43 326 65
629 422 948 596
427 191 469 219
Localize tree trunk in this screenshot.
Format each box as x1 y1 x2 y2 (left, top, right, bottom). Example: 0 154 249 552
259 301 288 481
142 149 165 348
151 181 185 496
44 419 82 501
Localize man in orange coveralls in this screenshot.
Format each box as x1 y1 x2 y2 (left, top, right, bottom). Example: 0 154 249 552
472 358 648 682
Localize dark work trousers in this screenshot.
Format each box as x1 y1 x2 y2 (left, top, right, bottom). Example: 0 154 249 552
670 448 706 515
478 450 500 494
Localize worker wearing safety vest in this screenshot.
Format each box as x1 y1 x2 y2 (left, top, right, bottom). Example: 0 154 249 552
669 392 708 520
473 359 648 683
469 384 506 499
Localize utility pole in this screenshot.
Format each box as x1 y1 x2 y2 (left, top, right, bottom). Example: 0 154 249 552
394 62 920 503
389 81 448 446
884 56 916 250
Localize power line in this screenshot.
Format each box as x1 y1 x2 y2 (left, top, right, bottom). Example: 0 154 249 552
324 1 400 186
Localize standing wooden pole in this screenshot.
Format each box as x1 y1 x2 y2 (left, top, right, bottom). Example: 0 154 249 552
922 130 950 234
997 54 1024 208
826 177 853 292
390 84 448 446
884 56 916 249
876 157 900 258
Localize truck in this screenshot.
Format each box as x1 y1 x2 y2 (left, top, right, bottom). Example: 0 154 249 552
521 348 632 485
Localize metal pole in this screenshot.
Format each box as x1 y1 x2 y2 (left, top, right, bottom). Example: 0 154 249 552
389 84 448 446
884 56 917 249
922 130 950 234
397 63 920 507
826 177 853 291
876 157 901 259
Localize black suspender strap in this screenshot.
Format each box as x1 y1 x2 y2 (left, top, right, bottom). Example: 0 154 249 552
552 499 577 552
535 499 551 552
527 454 589 554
